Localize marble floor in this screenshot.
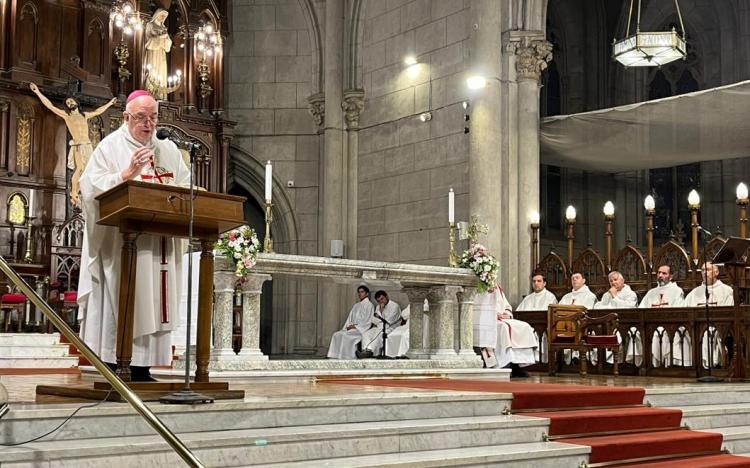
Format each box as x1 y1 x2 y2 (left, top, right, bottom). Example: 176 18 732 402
0 369 728 405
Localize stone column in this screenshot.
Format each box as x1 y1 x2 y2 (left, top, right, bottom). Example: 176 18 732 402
468 2 505 279
238 273 271 360
317 0 347 350
456 287 481 361
403 286 431 359
210 260 237 360
427 286 462 360
514 36 552 293
342 89 365 259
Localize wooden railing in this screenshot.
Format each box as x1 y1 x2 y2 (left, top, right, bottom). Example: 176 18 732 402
515 306 749 378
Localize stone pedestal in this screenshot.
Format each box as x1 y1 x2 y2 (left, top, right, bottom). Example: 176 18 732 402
427 286 462 360
238 273 271 360
456 287 481 361
403 286 431 359
210 259 238 360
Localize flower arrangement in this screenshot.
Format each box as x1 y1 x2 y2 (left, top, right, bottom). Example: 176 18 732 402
214 225 261 278
459 243 499 293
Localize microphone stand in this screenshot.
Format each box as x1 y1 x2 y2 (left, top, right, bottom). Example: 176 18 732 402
374 312 393 360
161 142 213 403
697 240 722 383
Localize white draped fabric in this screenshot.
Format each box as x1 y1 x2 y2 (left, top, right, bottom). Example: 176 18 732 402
516 289 558 311
77 125 190 367
385 305 410 358
361 300 402 356
327 298 375 359
684 281 734 307
639 282 685 367
474 290 537 368
559 285 597 309
594 284 638 309
541 80 750 172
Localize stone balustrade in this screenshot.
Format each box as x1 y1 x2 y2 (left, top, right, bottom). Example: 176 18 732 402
208 253 483 369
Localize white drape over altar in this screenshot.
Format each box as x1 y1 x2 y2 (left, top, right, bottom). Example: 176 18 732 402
541 80 750 172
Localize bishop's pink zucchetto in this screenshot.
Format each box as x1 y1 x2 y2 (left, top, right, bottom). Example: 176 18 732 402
126 90 153 103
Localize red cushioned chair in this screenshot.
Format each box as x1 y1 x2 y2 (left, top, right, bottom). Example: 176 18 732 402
548 304 620 377
1 292 27 332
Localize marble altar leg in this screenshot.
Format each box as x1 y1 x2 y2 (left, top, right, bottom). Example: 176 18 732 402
403 286 430 359
457 287 481 361
427 286 461 360
239 274 271 360
210 269 237 360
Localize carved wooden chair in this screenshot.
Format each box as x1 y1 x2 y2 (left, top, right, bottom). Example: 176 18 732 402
547 304 620 377
0 278 26 332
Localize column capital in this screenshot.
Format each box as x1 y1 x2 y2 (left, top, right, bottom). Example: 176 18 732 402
214 271 238 292
456 286 479 304
402 285 431 304
510 36 553 82
240 273 271 294
307 92 325 130
342 89 365 130
427 285 462 304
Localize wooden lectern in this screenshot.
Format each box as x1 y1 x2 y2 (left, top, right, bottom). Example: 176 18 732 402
95 180 245 385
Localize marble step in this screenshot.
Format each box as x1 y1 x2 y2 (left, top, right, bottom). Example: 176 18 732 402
251 442 591 468
707 426 750 454
0 414 556 467
680 403 750 430
0 391 510 443
645 385 750 407
0 356 78 368
0 343 70 358
0 333 61 346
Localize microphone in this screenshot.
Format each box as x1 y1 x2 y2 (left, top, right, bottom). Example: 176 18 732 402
697 225 713 237
156 128 201 151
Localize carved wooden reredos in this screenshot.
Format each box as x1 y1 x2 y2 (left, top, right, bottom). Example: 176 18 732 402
0 0 234 287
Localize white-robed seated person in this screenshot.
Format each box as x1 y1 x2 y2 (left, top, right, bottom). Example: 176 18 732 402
474 285 537 378
639 265 685 367
385 304 410 358
361 290 403 357
516 274 557 363
683 262 733 367
327 285 375 359
592 271 637 365
559 272 597 309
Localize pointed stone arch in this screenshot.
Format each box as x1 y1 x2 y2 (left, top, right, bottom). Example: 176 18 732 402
227 145 300 254
297 0 324 95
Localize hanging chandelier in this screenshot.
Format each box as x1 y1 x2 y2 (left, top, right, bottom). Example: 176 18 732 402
613 0 686 67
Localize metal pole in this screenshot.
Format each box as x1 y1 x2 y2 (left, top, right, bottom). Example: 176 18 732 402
0 257 205 468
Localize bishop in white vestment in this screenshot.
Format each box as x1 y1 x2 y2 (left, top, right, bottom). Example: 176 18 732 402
327 286 375 359
385 305 410 358
361 290 403 357
77 91 190 372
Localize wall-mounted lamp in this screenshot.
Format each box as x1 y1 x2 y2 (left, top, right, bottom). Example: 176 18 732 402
466 75 487 90
404 55 417 66
419 112 432 122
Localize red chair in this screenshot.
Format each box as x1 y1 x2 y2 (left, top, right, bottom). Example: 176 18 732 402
1 292 27 332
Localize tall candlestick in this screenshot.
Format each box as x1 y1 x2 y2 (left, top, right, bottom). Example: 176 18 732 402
264 161 272 202
448 188 455 224
28 189 36 215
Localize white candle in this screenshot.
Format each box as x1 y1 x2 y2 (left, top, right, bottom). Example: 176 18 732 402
448 188 455 224
28 189 36 215
265 161 273 202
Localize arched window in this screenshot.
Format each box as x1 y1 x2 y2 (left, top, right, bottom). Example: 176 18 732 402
7 193 28 225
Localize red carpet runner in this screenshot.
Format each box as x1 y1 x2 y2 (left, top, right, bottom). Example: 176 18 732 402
328 378 749 466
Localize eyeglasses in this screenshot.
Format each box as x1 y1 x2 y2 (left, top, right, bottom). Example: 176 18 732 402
126 112 158 123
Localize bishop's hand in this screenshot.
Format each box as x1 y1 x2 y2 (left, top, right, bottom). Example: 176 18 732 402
122 147 155 181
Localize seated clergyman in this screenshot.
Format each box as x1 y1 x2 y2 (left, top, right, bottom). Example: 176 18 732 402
327 285 374 359
516 274 558 312
361 290 402 357
559 272 597 309
639 264 685 368
594 271 637 309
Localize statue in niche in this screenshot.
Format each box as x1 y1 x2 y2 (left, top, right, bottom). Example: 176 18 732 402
144 8 172 99
29 83 117 206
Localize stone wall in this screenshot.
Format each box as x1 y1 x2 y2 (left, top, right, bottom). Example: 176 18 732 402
356 0 471 266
